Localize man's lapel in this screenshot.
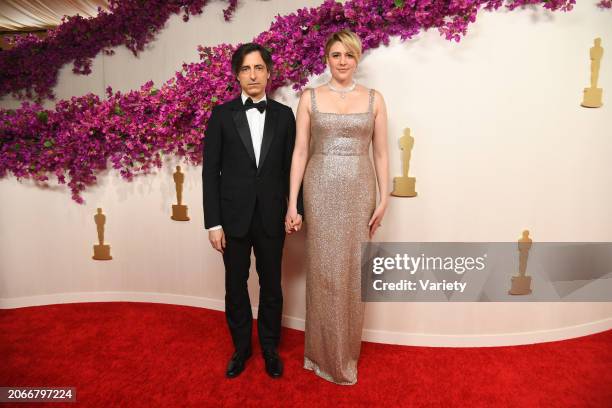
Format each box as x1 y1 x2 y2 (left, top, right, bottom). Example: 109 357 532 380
230 97 257 166
258 100 278 175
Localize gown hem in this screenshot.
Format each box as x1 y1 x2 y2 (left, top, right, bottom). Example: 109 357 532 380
303 356 357 385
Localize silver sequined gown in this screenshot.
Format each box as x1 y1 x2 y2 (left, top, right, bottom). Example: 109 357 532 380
303 88 376 385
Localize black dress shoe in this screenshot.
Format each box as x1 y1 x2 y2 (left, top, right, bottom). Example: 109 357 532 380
226 350 252 378
262 349 283 378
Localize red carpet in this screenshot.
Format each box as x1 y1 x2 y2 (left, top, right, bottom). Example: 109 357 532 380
1 302 610 407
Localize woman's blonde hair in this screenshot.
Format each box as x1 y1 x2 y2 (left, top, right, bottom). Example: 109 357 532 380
324 29 363 63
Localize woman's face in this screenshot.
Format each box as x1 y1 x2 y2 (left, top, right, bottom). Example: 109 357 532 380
327 41 357 82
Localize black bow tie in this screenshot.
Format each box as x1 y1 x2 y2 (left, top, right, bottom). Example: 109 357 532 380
244 97 267 113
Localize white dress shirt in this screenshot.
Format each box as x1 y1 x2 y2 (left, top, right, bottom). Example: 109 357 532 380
207 92 267 231
242 92 267 167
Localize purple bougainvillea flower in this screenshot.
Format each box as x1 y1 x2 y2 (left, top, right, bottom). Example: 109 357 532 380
0 0 596 203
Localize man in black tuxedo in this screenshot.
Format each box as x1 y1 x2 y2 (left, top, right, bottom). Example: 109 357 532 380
202 43 303 379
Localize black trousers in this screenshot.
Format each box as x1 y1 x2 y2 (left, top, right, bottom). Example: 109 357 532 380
222 200 285 355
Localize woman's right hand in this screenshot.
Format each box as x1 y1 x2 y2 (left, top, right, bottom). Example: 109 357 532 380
285 206 300 234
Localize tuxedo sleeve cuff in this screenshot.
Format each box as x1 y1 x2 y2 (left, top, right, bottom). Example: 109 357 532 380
207 225 222 231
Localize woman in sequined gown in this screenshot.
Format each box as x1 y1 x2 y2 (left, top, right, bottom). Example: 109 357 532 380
286 30 389 385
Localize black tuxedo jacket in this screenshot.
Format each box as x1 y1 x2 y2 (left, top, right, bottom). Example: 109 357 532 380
202 96 304 238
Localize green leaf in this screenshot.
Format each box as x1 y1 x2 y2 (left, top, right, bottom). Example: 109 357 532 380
36 111 48 123
211 96 218 103
43 140 53 148
394 0 405 7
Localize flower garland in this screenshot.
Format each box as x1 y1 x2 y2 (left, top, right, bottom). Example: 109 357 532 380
0 0 239 101
0 0 591 203
2 0 607 102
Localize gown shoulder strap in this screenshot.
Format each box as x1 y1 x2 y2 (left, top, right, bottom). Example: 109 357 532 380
310 88 318 113
368 88 375 114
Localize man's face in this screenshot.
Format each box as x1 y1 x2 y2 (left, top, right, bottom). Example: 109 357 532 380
237 51 269 100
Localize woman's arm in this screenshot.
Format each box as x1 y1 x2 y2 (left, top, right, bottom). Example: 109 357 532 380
369 90 390 238
286 89 312 231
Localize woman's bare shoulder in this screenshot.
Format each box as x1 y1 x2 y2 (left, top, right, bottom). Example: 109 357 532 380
371 88 386 116
297 87 314 113
299 87 314 102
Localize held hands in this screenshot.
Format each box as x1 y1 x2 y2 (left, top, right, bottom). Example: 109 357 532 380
368 203 387 239
285 207 303 234
209 228 226 254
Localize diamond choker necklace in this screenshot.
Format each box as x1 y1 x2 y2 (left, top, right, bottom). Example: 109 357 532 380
327 80 356 98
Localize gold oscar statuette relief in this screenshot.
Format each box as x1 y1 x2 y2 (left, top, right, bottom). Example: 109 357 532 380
509 230 533 295
391 128 417 197
171 165 190 221
581 37 604 108
92 208 112 260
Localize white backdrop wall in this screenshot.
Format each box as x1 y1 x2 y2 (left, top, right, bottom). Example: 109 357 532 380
1 0 611 346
